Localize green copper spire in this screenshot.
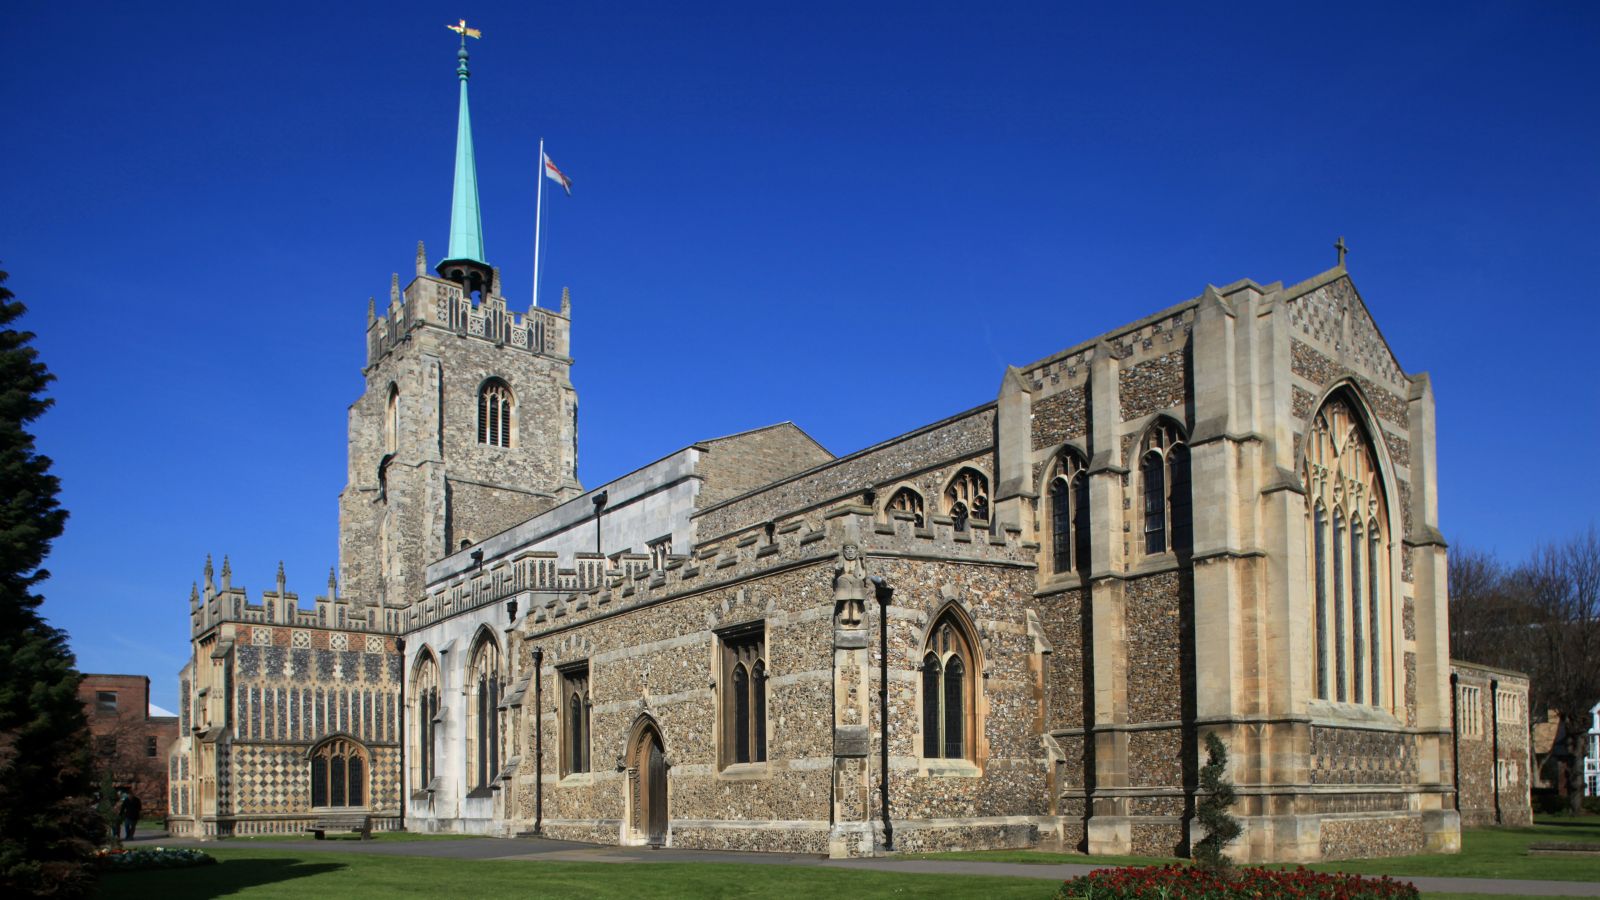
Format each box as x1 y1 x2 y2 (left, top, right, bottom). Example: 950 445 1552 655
445 23 485 266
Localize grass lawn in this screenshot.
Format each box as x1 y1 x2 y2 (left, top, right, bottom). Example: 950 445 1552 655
905 816 1600 883
1298 816 1600 883
97 848 1583 899
98 848 1061 899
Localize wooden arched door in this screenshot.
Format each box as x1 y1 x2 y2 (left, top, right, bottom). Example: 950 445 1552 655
627 719 668 847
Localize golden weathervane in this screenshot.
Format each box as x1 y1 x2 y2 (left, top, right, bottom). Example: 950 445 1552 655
447 19 482 40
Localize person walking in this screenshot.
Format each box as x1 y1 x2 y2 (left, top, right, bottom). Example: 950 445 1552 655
118 788 142 841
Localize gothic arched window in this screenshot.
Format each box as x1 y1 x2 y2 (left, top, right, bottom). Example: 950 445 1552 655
944 468 990 533
719 624 767 767
1048 450 1090 575
385 384 400 454
309 737 368 808
1304 393 1391 707
1139 420 1191 555
466 634 502 789
921 610 978 761
478 378 514 448
561 663 590 775
412 651 440 793
886 487 926 528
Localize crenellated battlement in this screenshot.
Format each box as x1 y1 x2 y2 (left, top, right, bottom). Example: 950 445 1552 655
188 556 399 637
366 264 571 368
412 503 1038 636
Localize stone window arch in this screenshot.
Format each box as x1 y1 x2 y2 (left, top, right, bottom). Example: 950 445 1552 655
1304 391 1391 706
943 467 990 533
560 662 591 776
1048 448 1091 575
411 650 440 793
885 486 926 528
478 378 514 448
384 383 400 454
309 736 368 808
465 631 503 790
920 608 979 761
1138 419 1191 556
718 623 767 767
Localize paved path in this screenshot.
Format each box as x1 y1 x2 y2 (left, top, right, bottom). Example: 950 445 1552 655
149 833 1600 896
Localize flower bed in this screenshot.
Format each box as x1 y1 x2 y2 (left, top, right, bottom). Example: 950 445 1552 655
95 846 217 871
1055 865 1419 899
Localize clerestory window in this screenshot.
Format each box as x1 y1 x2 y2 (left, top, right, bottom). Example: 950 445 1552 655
944 468 990 533
1139 420 1191 555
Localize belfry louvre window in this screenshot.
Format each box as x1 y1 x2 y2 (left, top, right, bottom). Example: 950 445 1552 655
1139 420 1191 555
1048 449 1090 575
718 623 767 767
561 663 591 775
944 468 990 533
478 378 514 447
886 487 926 528
310 737 368 808
1458 684 1484 738
1304 393 1391 707
921 610 978 761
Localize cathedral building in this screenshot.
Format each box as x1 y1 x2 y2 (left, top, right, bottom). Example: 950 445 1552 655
167 34 1491 861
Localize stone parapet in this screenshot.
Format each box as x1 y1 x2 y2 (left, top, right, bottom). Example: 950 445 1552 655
189 557 395 637
367 274 570 368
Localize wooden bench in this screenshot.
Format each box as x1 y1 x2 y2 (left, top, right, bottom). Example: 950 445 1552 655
306 813 372 840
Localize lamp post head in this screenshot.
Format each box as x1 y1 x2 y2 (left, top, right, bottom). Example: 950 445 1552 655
506 597 518 622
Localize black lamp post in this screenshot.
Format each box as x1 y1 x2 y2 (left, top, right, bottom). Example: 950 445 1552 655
871 575 894 852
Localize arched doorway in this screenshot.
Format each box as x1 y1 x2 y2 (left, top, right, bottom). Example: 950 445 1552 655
625 717 669 847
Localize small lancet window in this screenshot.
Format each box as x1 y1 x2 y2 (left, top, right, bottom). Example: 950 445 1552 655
412 651 440 792
467 634 502 789
478 378 514 447
561 663 591 775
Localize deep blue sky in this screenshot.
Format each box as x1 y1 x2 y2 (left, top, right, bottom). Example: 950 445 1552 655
4 2 1596 711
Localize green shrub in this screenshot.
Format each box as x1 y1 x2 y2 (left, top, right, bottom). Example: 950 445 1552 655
1193 732 1242 868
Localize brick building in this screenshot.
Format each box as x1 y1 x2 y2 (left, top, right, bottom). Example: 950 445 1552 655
1448 661 1532 826
79 674 179 817
168 33 1491 861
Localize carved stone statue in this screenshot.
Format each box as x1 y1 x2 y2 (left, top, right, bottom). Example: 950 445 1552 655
833 543 868 627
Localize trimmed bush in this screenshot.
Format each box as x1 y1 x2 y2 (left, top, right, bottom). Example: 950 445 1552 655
93 847 215 872
1054 865 1420 900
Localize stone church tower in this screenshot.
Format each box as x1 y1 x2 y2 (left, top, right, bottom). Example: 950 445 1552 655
338 34 581 614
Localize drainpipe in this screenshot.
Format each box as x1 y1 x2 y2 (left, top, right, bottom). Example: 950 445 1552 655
872 576 894 852
533 646 544 835
592 491 608 556
1449 673 1461 813
1490 678 1501 825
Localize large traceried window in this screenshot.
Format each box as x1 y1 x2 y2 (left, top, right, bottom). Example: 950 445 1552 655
466 634 503 790
1139 420 1191 556
886 487 926 528
921 609 978 761
561 663 591 776
944 468 990 533
1304 393 1391 707
310 737 368 808
1048 449 1091 575
718 623 767 767
412 650 440 792
478 378 514 447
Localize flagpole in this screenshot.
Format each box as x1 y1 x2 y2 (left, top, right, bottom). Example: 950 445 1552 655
532 137 545 308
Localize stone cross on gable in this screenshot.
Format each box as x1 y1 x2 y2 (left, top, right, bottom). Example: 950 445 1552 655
1335 236 1349 266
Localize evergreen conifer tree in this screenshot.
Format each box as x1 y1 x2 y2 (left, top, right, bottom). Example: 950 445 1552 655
1194 731 1243 869
0 266 104 897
